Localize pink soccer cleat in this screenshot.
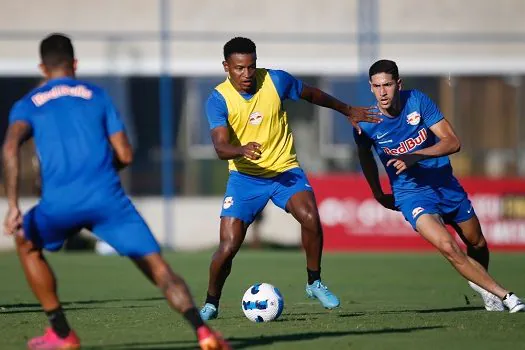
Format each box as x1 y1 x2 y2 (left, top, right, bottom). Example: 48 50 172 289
197 326 232 350
27 328 80 349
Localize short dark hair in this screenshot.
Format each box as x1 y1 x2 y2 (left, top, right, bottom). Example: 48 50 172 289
223 37 256 60
40 33 75 69
369 59 399 80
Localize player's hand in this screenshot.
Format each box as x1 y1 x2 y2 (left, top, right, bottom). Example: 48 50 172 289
386 154 424 175
241 142 262 160
375 193 399 211
3 206 23 236
347 106 382 134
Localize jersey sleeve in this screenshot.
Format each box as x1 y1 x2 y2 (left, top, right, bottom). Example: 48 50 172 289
206 90 228 130
416 90 444 127
353 127 373 149
8 99 33 125
102 91 126 136
267 69 304 101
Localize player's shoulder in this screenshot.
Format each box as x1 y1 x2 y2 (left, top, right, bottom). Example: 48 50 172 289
403 89 432 103
207 88 225 102
266 68 293 79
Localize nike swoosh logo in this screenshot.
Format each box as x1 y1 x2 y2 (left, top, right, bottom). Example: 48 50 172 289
377 132 389 139
305 184 312 188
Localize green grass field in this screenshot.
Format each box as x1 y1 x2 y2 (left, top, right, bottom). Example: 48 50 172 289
1 250 524 350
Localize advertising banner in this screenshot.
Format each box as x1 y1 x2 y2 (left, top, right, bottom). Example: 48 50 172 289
309 175 525 251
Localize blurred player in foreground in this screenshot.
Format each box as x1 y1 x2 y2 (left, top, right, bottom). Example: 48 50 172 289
2 33 230 349
355 59 524 313
200 37 381 320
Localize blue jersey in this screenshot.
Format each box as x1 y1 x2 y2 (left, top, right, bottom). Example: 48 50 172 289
354 89 454 200
205 69 303 129
8 77 126 209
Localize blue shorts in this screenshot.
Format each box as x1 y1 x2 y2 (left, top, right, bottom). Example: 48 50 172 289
397 185 475 230
23 198 160 258
221 167 313 224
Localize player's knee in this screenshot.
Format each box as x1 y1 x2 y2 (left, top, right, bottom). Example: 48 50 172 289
218 239 242 259
469 235 487 250
299 210 320 231
15 235 40 255
438 240 465 264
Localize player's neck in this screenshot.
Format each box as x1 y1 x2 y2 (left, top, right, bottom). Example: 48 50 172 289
47 69 75 80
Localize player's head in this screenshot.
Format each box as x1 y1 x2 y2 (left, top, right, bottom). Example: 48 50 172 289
222 37 257 93
369 59 402 110
39 33 77 78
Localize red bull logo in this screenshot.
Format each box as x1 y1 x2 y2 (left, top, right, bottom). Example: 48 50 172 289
249 112 263 125
382 129 428 156
406 111 421 125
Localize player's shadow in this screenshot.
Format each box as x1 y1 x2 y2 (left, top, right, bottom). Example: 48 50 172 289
82 325 443 350
2 305 153 315
379 306 482 314
0 296 164 314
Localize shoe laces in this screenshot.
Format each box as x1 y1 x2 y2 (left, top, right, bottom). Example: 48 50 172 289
203 304 216 312
315 281 332 295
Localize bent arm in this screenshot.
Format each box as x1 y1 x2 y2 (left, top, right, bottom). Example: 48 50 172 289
2 121 31 207
413 119 461 158
109 131 133 170
211 126 242 160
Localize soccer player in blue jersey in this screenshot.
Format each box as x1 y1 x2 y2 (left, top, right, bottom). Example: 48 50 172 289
199 37 381 320
2 34 230 350
355 59 524 313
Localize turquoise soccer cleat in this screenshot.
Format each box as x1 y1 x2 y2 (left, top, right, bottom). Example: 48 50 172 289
200 303 219 321
305 280 340 309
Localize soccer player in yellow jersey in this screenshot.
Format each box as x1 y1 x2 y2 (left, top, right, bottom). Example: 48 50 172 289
200 37 381 320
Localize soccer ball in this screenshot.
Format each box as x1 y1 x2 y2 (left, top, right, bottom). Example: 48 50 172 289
241 283 284 322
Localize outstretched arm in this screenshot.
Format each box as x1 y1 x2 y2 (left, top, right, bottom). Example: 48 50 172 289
357 144 397 211
2 121 31 235
211 126 261 161
300 84 381 134
387 119 460 175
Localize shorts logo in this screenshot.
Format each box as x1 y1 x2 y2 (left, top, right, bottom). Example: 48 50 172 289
223 196 234 209
412 207 425 218
249 112 263 125
406 111 421 126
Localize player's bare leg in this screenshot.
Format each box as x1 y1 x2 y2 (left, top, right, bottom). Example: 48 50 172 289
200 217 247 320
133 253 197 313
417 214 506 296
450 216 504 311
416 214 524 312
286 191 323 271
15 235 80 349
450 215 489 269
133 253 231 349
286 191 340 309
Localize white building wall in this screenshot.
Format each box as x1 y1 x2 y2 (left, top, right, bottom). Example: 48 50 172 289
0 0 523 75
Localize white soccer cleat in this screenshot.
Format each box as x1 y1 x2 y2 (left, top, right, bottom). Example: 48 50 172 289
502 293 525 313
468 281 505 312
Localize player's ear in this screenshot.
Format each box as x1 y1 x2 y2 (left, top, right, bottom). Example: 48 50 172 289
397 79 403 91
222 60 228 73
72 59 78 73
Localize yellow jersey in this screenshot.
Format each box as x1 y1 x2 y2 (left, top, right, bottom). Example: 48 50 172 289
214 68 300 177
